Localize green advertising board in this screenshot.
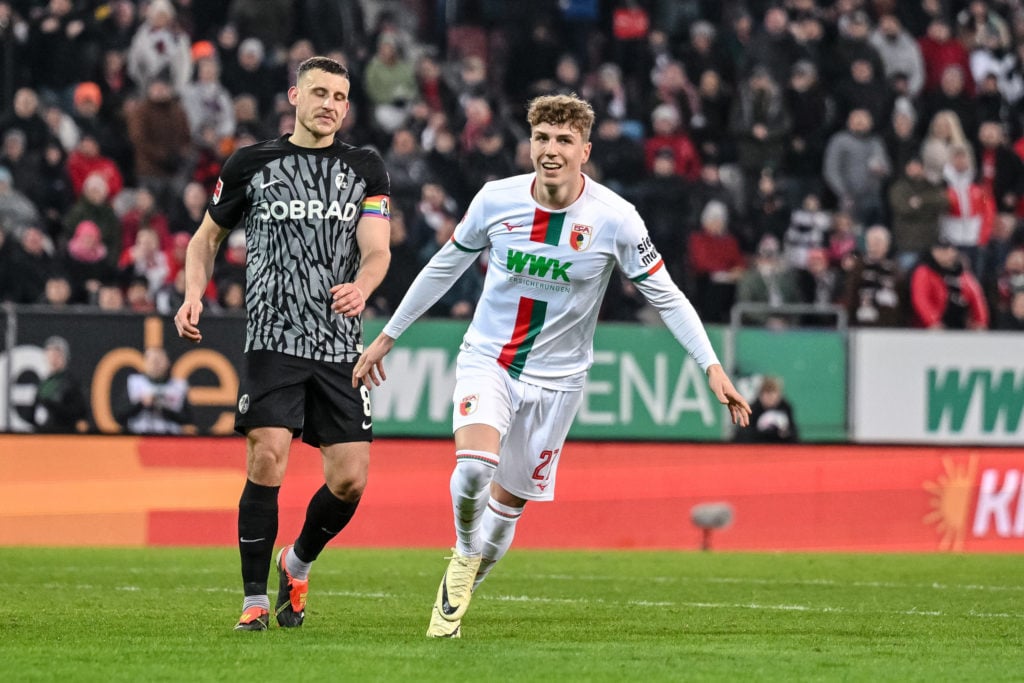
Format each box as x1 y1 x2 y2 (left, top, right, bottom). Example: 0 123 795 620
365 321 847 442
732 328 847 442
576 323 729 439
365 320 733 440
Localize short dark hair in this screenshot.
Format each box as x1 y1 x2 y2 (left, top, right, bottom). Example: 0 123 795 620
296 56 349 82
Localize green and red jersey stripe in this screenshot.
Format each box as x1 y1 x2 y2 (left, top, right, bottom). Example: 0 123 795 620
450 237 486 252
630 258 664 283
530 208 566 245
497 297 548 378
494 210 565 376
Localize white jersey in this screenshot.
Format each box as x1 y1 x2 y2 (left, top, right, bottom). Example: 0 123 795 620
384 173 719 390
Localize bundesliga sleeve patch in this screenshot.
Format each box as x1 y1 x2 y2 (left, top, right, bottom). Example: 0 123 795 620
361 195 390 219
212 177 223 205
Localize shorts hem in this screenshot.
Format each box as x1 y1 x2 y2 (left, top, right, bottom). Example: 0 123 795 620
452 416 503 434
301 434 373 447
235 423 301 437
494 477 554 503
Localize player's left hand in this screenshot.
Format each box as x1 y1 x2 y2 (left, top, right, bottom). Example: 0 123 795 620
331 283 365 317
353 333 396 389
707 364 752 427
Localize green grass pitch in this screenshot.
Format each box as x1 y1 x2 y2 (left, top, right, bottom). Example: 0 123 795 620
2 547 1022 681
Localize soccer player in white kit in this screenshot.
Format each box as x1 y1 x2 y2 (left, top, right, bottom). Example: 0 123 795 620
353 93 751 638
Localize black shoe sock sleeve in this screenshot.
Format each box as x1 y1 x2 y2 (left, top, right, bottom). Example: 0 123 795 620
293 485 359 563
238 479 279 597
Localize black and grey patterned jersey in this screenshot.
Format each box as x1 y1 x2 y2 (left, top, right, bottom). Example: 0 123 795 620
208 136 390 362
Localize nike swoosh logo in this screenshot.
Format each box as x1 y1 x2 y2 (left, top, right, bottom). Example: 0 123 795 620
440 572 459 616
260 178 283 189
361 420 372 430
239 537 265 543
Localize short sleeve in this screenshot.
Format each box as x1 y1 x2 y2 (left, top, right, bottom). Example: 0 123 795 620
207 150 250 229
359 148 391 197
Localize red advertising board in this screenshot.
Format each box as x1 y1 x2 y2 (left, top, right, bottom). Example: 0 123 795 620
1 437 1021 552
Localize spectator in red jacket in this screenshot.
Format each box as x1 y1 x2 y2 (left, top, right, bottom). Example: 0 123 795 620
120 187 171 252
687 199 746 323
66 132 124 198
643 103 702 181
941 144 995 275
917 18 974 96
910 237 989 329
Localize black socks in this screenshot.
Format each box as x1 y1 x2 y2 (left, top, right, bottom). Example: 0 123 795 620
237 479 279 596
294 484 360 563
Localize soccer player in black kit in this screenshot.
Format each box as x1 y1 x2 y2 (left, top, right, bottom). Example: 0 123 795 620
174 57 391 631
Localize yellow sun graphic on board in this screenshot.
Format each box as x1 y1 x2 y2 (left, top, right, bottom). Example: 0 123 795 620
923 455 979 551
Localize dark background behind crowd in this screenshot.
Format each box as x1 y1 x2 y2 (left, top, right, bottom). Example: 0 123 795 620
1 0 1023 332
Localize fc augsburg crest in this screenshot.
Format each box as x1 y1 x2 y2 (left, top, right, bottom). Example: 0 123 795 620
459 394 479 416
570 223 593 252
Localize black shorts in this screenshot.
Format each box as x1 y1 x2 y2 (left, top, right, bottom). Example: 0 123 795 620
235 350 373 447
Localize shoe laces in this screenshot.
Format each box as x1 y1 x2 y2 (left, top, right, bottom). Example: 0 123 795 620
445 551 479 590
240 606 267 623
288 575 308 611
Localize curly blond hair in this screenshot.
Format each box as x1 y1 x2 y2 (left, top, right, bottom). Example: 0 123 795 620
526 93 595 142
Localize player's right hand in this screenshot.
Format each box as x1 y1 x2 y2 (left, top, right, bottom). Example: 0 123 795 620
707 364 752 427
174 300 204 343
352 333 395 389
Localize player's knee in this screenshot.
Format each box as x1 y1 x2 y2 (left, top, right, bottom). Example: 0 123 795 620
328 473 366 502
246 449 287 485
452 457 495 492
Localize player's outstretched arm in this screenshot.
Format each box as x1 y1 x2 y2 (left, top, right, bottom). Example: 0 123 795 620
707 364 752 427
353 332 396 388
174 214 228 344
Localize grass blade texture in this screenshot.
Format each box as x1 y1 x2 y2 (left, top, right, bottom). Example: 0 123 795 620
2 548 1021 682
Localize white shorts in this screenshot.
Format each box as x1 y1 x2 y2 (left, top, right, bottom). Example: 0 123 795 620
452 352 583 501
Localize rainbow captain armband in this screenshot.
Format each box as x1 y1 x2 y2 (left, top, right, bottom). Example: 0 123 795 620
361 195 391 219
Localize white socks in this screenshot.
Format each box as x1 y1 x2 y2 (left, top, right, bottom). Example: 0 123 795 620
475 497 523 589
285 546 312 581
449 450 525 590
451 450 497 557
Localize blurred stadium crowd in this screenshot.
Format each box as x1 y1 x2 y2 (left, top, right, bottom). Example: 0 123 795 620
0 0 1023 330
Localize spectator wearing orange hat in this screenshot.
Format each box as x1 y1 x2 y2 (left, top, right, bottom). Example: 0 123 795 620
70 82 112 149
71 77 137 191
191 40 216 62
73 82 102 111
